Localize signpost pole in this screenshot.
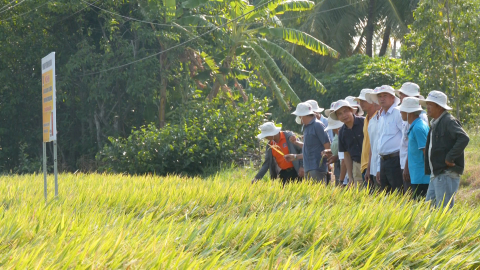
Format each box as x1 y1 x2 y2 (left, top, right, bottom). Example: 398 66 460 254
54 140 58 197
43 142 47 202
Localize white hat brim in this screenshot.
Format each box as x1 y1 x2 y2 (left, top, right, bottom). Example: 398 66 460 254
395 106 423 113
419 100 452 111
257 127 281 139
395 89 425 101
292 110 312 117
324 109 333 118
295 116 302 125
325 122 344 131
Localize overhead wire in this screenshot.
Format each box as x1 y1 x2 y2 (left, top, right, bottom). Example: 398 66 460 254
0 0 17 12
80 0 278 76
0 0 26 15
0 0 49 22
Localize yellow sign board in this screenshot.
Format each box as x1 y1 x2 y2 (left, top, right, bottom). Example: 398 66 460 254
42 53 56 142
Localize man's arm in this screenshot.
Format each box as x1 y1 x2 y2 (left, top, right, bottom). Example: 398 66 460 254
445 119 470 164
343 152 354 186
252 148 272 182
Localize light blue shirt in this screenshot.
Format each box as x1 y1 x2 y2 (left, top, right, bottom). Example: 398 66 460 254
400 111 429 169
302 118 331 172
408 118 430 184
376 103 403 172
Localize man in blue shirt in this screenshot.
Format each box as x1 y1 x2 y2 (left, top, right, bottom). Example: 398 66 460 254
331 100 365 187
286 102 331 183
397 97 430 199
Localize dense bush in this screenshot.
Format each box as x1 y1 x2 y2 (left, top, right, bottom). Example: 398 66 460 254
97 96 268 175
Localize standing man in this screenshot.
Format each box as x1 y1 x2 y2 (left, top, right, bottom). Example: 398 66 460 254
366 87 383 189
330 100 365 187
354 89 378 189
295 100 333 141
421 91 470 208
395 82 428 193
252 122 304 185
366 85 404 193
286 102 331 183
324 114 344 186
397 97 430 199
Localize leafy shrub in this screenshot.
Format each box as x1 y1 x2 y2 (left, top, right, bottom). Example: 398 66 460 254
97 96 268 175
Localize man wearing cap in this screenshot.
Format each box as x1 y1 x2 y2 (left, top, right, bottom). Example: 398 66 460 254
397 97 430 199
395 82 428 193
366 85 404 193
286 102 331 183
330 99 365 187
252 122 304 185
421 91 470 208
354 89 381 190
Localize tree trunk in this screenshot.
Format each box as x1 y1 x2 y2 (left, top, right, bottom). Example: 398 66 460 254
378 24 391 57
445 0 460 119
392 38 397 58
365 0 375 57
158 75 167 128
353 29 365 54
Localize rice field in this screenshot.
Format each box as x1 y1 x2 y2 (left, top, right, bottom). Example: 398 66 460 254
1 169 480 269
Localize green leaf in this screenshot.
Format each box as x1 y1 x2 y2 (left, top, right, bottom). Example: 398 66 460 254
259 27 339 57
273 0 315 15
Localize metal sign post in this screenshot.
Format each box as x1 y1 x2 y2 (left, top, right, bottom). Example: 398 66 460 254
41 52 58 201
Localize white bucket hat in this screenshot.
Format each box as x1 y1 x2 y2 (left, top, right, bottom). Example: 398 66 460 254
257 122 281 139
305 100 325 113
324 101 337 118
345 96 364 116
292 102 315 116
395 82 424 100
365 85 401 105
324 116 344 131
354 89 374 103
419 90 452 110
330 99 357 121
395 97 423 113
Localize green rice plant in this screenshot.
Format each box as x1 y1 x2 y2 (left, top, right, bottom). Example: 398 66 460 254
0 169 480 269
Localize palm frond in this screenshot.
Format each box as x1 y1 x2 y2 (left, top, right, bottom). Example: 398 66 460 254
274 0 315 15
260 27 339 58
256 38 326 93
247 41 301 105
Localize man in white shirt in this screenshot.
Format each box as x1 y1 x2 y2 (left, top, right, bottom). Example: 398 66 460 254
395 82 428 193
366 85 404 193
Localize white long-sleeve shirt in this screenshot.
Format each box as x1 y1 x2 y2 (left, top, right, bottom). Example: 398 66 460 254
376 103 403 172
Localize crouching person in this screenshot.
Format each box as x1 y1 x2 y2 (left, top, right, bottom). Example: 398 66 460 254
421 91 470 208
252 122 304 186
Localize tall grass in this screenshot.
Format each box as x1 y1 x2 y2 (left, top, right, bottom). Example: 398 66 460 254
1 170 480 268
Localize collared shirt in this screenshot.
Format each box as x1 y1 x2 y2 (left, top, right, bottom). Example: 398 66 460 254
302 118 331 172
400 111 428 169
376 103 403 172
407 118 430 184
270 132 294 170
368 110 381 174
360 113 373 172
429 111 448 177
338 115 365 163
320 115 334 142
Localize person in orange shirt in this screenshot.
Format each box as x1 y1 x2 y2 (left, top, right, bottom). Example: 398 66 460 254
252 122 304 186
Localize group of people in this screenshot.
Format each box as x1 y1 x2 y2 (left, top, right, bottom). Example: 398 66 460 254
252 84 470 208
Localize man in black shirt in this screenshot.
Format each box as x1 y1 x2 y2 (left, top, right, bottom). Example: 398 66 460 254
331 100 365 187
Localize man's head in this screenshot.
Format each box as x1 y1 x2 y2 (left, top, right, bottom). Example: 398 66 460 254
330 100 356 126
366 85 400 111
257 122 281 140
419 90 452 119
397 97 424 123
292 102 316 125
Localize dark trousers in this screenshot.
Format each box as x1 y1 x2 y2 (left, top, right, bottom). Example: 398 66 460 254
411 184 429 200
403 169 412 194
380 156 403 194
279 168 299 186
362 170 377 192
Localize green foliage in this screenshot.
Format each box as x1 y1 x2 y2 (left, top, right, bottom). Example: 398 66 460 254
1 170 480 267
402 0 480 125
98 96 268 175
267 54 411 131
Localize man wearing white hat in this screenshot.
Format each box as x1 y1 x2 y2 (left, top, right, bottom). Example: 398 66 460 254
355 89 381 189
421 91 470 208
252 122 304 185
365 87 383 189
285 102 331 183
396 97 430 199
330 100 365 187
365 85 404 193
294 100 333 142
395 82 428 193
